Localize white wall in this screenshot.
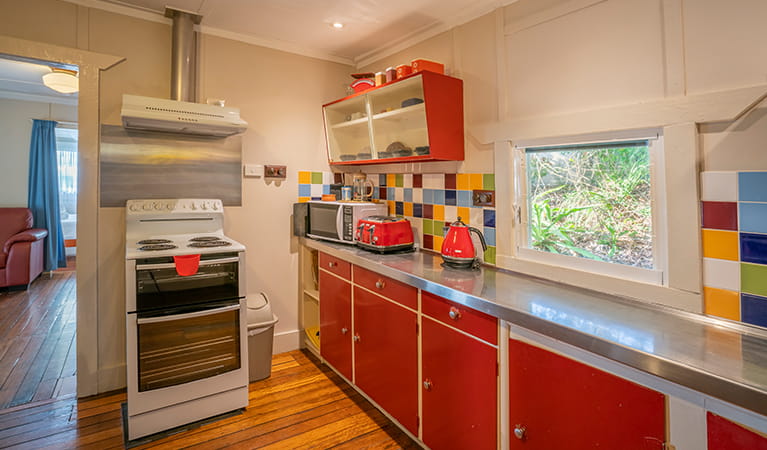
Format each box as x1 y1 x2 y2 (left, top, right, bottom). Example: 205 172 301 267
0 98 77 206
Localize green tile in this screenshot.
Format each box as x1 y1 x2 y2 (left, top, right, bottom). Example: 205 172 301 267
311 172 323 184
483 173 495 190
484 246 496 265
395 174 404 187
742 263 767 297
433 222 445 237
423 219 433 235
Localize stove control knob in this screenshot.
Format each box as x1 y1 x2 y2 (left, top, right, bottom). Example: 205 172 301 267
129 203 139 212
142 203 152 211
201 203 208 210
154 202 162 210
191 203 197 210
212 202 219 211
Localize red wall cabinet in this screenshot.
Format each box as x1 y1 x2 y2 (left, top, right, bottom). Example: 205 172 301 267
421 316 497 450
708 412 767 449
508 339 666 450
319 269 352 380
353 286 418 435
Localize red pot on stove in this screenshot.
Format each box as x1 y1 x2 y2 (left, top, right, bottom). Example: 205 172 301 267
355 216 414 253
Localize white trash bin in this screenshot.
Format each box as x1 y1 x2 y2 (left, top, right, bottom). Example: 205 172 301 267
246 293 279 382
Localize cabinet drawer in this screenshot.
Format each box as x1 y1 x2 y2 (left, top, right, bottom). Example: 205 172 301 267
353 265 417 310
319 252 351 279
422 291 497 345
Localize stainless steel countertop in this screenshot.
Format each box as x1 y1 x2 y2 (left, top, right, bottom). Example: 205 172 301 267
302 238 767 417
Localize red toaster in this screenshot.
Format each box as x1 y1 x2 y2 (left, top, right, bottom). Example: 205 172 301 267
356 216 414 253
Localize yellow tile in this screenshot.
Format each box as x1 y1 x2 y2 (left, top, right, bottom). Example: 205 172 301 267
433 205 445 221
701 229 739 261
404 202 413 217
433 235 444 251
704 286 740 321
298 171 311 184
387 174 396 187
298 197 310 203
457 207 470 223
456 173 470 190
387 200 395 215
470 173 484 190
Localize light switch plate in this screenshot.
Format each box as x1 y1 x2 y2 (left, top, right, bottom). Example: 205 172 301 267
243 164 263 177
264 165 287 179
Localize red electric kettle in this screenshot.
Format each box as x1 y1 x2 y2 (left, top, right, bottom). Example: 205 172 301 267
441 217 487 268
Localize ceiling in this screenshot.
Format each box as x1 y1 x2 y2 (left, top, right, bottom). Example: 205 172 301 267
95 0 510 66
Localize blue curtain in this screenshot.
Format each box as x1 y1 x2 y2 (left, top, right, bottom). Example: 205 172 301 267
28 119 66 271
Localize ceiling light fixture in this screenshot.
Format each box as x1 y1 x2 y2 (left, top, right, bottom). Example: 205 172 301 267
332 22 344 29
42 68 79 94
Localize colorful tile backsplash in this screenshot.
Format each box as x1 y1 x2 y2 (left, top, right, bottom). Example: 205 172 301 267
297 171 497 265
701 171 767 328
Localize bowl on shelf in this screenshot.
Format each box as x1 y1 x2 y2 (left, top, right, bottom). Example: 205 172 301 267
401 97 424 108
340 154 356 161
377 151 394 159
414 146 430 155
357 153 372 160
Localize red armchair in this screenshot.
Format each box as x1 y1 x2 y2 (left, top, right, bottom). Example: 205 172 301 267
0 208 48 290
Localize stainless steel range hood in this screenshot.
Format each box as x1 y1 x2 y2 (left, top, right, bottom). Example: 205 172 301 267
120 7 248 137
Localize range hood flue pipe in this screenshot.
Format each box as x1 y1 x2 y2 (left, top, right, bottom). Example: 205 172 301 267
165 7 202 102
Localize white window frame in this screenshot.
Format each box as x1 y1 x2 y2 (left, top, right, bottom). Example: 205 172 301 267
504 129 670 287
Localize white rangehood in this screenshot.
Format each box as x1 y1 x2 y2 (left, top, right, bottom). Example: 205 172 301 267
121 94 248 137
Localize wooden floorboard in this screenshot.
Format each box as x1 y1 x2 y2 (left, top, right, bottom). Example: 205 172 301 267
0 350 420 449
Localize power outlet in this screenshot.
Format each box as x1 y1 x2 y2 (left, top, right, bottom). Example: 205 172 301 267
264 165 287 179
473 189 495 207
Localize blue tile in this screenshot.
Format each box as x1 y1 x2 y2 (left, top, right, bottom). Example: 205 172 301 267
423 189 434 205
413 203 423 218
483 227 496 246
445 190 457 206
739 172 767 202
310 196 321 201
395 201 404 215
739 203 767 234
322 184 331 195
404 188 413 203
742 293 767 327
483 209 496 228
298 184 311 197
387 187 395 200
741 233 767 265
372 188 380 200
379 174 387 186
457 190 472 207
433 190 445 205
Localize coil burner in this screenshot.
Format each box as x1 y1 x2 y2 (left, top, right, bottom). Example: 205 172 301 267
137 239 173 245
138 244 178 251
188 241 232 248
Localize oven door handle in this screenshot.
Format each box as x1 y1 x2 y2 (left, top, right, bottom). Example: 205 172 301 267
136 304 240 325
136 256 240 271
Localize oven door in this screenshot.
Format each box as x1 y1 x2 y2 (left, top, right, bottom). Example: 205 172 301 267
126 297 248 415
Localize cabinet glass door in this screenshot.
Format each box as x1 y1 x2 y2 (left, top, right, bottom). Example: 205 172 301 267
323 96 372 163
368 75 429 161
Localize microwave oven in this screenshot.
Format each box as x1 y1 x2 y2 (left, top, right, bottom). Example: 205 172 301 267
294 201 387 244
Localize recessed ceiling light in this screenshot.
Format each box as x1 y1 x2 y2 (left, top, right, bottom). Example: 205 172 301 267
332 22 344 29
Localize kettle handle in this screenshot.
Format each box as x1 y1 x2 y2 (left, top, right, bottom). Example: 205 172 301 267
364 179 374 198
468 227 488 252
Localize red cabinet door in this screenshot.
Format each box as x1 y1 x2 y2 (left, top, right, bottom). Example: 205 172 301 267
353 286 418 434
509 339 666 450
708 412 767 449
422 317 497 450
319 270 352 380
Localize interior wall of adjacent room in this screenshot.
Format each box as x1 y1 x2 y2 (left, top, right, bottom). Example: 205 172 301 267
0 98 77 206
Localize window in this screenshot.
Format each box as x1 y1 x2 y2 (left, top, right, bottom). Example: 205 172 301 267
55 126 78 244
514 135 664 285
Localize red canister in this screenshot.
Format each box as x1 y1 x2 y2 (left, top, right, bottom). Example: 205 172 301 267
385 67 397 83
396 64 412 79
411 58 444 74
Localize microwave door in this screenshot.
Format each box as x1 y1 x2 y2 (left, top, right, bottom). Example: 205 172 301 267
308 203 341 240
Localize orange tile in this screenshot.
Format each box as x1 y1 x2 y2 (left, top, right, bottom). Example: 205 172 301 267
298 197 310 203
433 205 445 221
387 174 396 187
470 173 484 190
433 235 444 251
704 286 740 321
701 229 739 261
404 202 413 217
387 200 395 215
457 207 470 223
456 174 470 190
298 171 311 184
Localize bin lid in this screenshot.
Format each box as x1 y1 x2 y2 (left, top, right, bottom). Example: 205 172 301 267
247 292 273 325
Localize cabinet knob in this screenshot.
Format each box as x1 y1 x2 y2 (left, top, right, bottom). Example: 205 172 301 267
328 261 337 268
448 307 462 320
375 279 385 289
353 334 361 343
341 327 348 334
423 379 432 391
513 425 526 440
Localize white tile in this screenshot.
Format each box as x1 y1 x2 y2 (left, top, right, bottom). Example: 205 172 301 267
404 173 413 188
322 171 334 185
469 207 484 227
423 173 444 189
412 188 423 204
444 206 458 222
410 217 423 248
369 173 379 186
395 188 404 202
310 184 323 197
702 258 740 291
700 171 737 202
